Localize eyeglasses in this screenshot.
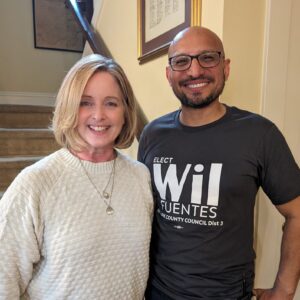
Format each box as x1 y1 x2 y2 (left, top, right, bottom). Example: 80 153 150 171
168 51 223 71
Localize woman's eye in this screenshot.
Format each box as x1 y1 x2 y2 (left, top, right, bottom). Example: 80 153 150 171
80 100 93 107
107 102 117 107
105 99 119 107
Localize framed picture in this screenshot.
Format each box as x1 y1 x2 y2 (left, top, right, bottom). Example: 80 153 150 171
138 0 201 64
32 0 93 52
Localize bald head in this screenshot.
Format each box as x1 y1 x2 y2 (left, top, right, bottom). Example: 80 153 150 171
168 26 225 58
165 26 231 111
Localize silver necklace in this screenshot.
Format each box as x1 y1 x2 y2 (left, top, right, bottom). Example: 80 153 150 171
79 157 116 215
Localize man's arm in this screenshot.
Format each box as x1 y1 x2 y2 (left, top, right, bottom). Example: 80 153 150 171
254 196 300 300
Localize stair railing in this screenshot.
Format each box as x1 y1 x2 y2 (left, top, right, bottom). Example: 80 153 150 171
67 0 148 140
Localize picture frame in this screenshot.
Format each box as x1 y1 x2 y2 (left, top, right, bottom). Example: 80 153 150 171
32 0 93 53
137 0 201 64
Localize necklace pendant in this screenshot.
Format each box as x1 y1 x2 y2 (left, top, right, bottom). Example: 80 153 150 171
106 206 114 215
102 191 110 199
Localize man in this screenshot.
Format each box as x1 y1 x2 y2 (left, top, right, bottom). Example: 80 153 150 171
138 27 300 300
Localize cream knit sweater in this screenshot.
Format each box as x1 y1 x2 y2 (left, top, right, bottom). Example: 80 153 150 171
0 148 153 300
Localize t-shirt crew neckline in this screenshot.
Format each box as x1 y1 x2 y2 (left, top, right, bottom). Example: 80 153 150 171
175 104 231 132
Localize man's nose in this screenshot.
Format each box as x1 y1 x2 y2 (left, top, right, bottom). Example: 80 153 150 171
187 57 205 77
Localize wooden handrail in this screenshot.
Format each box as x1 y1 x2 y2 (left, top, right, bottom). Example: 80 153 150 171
67 0 148 140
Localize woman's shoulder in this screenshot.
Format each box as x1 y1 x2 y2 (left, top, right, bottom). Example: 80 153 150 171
21 149 65 176
117 152 150 177
6 149 68 195
0 149 68 212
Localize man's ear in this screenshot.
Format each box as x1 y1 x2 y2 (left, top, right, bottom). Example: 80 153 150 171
224 59 231 81
166 65 172 86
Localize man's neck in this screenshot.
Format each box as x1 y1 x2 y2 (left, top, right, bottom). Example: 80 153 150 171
179 101 226 127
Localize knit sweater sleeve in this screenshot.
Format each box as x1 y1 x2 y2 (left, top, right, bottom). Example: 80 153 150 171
0 170 44 299
121 153 154 218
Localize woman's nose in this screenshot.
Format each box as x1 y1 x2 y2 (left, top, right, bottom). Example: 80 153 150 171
92 106 105 121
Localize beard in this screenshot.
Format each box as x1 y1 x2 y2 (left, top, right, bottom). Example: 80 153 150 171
173 74 226 109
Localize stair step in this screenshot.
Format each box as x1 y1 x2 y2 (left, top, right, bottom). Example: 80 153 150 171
0 105 58 195
0 104 54 128
0 128 59 156
0 156 43 190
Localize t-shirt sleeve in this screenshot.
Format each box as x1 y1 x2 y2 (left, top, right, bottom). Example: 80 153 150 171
137 127 147 163
259 124 300 205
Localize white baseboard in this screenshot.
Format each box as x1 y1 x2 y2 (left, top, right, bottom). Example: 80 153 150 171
0 91 56 107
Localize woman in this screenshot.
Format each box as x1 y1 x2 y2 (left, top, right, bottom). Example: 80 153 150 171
0 54 153 299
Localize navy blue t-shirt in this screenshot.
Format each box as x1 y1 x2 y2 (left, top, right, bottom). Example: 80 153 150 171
138 105 300 299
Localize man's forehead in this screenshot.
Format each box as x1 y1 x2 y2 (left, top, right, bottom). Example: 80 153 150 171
169 39 221 57
169 29 224 57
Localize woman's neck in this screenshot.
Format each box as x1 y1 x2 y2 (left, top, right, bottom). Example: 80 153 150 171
71 148 116 162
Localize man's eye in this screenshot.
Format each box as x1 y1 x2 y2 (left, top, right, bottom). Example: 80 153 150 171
174 57 190 66
201 54 216 62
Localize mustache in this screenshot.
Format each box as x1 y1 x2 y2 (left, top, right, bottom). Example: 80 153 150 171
179 75 213 86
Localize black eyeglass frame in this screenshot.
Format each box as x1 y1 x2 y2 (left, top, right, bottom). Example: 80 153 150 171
168 51 223 71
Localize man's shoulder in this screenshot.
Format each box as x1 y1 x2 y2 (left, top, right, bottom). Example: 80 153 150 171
143 110 179 132
229 106 274 128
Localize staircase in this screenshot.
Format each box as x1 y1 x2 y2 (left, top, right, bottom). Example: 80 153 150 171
0 105 59 198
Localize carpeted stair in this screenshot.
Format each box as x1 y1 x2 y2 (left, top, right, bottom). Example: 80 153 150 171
0 104 59 198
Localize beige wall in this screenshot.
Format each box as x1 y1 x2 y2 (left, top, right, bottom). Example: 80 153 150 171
94 0 265 121
255 0 300 297
222 0 266 112
94 0 179 121
0 0 81 94
92 1 300 295
95 0 267 158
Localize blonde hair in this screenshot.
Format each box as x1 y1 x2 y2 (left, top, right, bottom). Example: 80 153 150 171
52 54 137 151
